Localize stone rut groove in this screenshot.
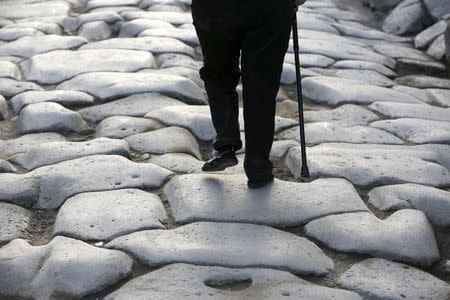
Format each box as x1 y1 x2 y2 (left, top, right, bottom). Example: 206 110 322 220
0 0 449 299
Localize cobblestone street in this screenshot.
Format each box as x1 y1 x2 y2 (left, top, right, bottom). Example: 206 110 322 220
0 0 449 299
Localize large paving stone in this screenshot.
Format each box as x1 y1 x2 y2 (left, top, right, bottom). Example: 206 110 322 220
21 49 156 84
302 76 421 106
368 183 450 227
139 26 198 45
62 11 123 31
10 137 129 170
374 44 436 62
304 104 379 126
80 36 195 57
0 236 132 299
106 221 334 275
164 174 367 225
307 68 396 87
0 159 16 172
17 102 88 134
0 94 7 120
369 101 450 121
53 189 167 241
0 203 30 245
158 52 201 70
279 122 403 145
371 118 450 144
0 27 44 42
0 154 172 208
423 0 450 20
395 75 450 89
0 77 43 98
120 10 193 25
2 20 63 35
415 20 448 48
286 143 450 187
145 105 297 141
382 0 428 35
125 126 202 159
0 61 20 79
78 92 186 123
332 60 397 77
338 258 450 300
427 88 450 107
96 115 162 138
57 71 205 104
0 132 66 158
105 263 362 300
119 18 174 37
0 35 87 58
11 90 94 114
0 2 70 19
305 209 439 266
78 20 112 41
284 52 335 68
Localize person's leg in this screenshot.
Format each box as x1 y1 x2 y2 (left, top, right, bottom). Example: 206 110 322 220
193 24 243 152
240 0 293 181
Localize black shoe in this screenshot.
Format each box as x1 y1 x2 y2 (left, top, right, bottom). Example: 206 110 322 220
247 173 275 189
202 146 238 172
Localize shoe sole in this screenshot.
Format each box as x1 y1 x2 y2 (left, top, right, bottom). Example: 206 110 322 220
202 160 238 172
247 176 275 189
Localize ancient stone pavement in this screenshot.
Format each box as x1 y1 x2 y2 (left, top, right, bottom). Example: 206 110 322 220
0 0 449 299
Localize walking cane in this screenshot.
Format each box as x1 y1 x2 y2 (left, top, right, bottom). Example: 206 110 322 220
292 12 310 178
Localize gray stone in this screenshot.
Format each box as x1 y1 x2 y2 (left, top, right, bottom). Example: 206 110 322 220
0 203 30 245
80 36 195 57
0 94 7 120
0 159 17 172
105 263 362 300
17 102 88 134
148 66 204 88
284 52 335 68
0 27 44 42
21 49 155 84
371 118 450 144
368 183 450 226
285 143 450 187
369 101 450 121
382 0 428 35
423 0 450 20
395 75 450 89
305 209 439 266
304 104 379 126
119 18 174 37
0 35 87 58
139 26 198 45
121 11 192 25
164 174 367 225
96 116 162 138
10 90 94 114
79 92 186 123
427 34 446 60
78 20 112 41
0 132 66 158
106 221 334 275
158 52 201 70
10 137 129 170
338 258 450 300
307 68 396 87
0 2 70 19
279 122 403 145
87 0 140 10
332 60 397 77
62 11 123 31
0 236 132 299
392 85 429 102
0 61 20 79
57 72 205 104
427 88 450 107
53 189 167 241
373 43 435 62
332 22 411 43
415 20 448 48
302 76 421 106
125 126 202 159
0 77 43 98
2 21 63 35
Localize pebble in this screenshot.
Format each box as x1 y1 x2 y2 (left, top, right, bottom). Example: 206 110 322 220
164 173 367 226
125 126 202 159
0 236 132 299
286 143 450 187
0 203 30 245
10 137 129 170
368 183 450 226
21 49 156 84
338 258 450 300
53 189 167 241
106 221 334 275
305 209 439 266
370 118 450 144
57 71 205 104
105 263 362 300
17 102 88 134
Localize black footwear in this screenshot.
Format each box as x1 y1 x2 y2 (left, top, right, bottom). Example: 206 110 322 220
202 146 238 172
247 173 275 189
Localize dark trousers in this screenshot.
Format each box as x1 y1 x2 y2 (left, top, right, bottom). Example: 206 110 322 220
191 0 293 180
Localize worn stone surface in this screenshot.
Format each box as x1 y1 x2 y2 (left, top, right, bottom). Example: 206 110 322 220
0 132 66 158
105 263 362 300
368 183 450 227
53 189 167 241
0 236 133 299
0 203 30 245
304 104 379 126
107 222 334 275
368 101 450 121
305 209 440 266
96 115 162 138
338 258 450 300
